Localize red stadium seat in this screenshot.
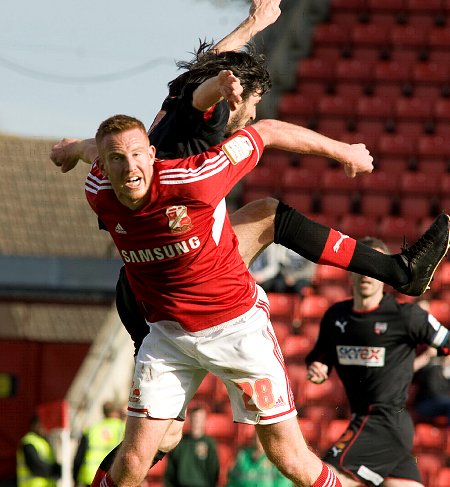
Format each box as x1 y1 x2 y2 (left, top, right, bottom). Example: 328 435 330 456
260 149 292 169
278 93 318 118
390 24 428 50
315 283 350 303
436 261 450 290
241 189 272 206
144 456 168 485
434 98 450 122
367 0 405 12
360 170 399 195
283 335 313 363
267 292 298 322
242 166 281 192
378 133 415 157
417 135 450 159
440 174 450 197
282 192 313 214
335 58 375 83
395 97 434 121
280 167 320 192
413 423 447 451
428 26 450 51
339 214 379 238
405 0 443 13
320 194 355 217
398 196 432 219
400 171 439 196
217 443 235 486
298 418 321 449
313 24 351 48
415 453 443 487
374 60 412 84
318 95 356 118
375 157 410 175
356 95 394 120
322 169 359 193
296 295 330 322
351 23 390 48
435 468 450 487
428 299 450 324
313 265 348 285
378 216 419 242
297 58 336 82
413 62 449 86
236 423 255 447
272 320 291 347
299 155 331 171
331 0 367 10
359 194 394 218
205 412 235 442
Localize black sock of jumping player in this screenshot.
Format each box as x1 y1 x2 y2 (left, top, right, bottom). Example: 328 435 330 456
274 201 409 287
151 449 167 467
93 443 166 485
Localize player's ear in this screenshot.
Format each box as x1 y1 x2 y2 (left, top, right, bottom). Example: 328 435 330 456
148 144 156 162
97 157 107 176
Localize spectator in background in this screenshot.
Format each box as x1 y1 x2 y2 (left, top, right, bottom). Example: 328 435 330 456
414 355 450 424
250 246 316 294
164 406 219 487
226 433 293 487
279 249 316 295
249 244 285 292
16 415 61 487
73 401 125 487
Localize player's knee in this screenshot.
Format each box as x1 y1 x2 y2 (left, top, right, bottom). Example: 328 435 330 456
253 197 279 219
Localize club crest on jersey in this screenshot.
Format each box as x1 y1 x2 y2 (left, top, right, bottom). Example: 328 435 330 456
166 205 193 234
374 322 388 335
222 135 253 165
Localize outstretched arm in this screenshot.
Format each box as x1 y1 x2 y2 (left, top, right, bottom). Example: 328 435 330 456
50 138 97 172
252 119 374 177
213 0 281 53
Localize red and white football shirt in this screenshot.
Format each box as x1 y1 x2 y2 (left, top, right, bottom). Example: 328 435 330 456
85 127 264 331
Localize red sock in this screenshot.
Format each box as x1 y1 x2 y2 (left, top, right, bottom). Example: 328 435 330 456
318 229 356 269
312 463 342 487
91 469 117 487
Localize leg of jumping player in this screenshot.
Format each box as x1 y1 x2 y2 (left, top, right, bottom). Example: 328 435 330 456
230 198 450 296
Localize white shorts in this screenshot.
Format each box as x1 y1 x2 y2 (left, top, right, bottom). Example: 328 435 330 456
128 286 297 425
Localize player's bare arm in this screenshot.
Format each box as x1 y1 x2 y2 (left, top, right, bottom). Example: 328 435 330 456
50 137 97 171
213 0 281 53
192 69 243 112
306 361 329 384
252 119 374 177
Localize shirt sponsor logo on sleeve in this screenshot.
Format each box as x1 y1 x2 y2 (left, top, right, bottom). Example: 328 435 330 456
222 136 253 165
337 345 385 367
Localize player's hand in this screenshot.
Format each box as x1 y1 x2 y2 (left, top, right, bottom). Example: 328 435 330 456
50 138 83 173
250 0 281 29
341 143 374 177
218 70 243 110
307 362 329 384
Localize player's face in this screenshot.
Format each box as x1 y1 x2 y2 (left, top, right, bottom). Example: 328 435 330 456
225 92 262 136
351 246 385 299
98 128 156 210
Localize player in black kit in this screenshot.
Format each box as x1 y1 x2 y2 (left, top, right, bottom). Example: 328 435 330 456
306 236 450 487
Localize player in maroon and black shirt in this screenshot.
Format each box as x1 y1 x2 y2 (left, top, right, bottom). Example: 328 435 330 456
306 236 450 487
